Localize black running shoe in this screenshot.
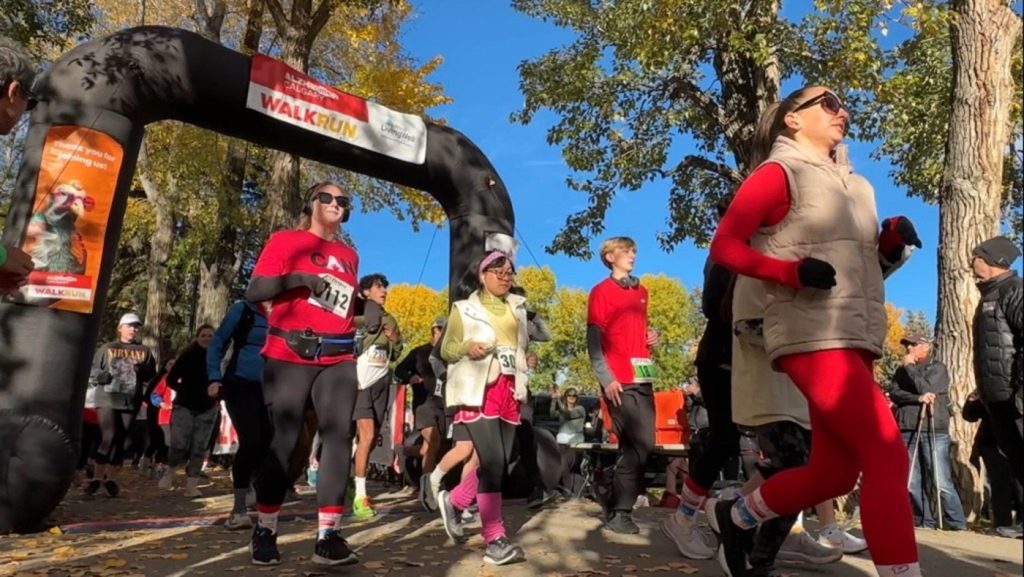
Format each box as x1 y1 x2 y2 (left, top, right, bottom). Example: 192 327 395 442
708 498 755 577
483 536 526 565
103 479 120 498
313 529 358 566
249 526 281 566
83 479 101 496
603 511 640 535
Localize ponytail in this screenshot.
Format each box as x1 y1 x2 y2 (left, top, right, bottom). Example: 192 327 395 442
749 86 816 170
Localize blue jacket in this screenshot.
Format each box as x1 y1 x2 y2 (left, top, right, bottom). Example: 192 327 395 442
207 301 267 384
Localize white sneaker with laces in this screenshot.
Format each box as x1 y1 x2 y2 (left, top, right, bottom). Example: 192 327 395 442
661 511 715 560
777 530 843 564
817 526 868 554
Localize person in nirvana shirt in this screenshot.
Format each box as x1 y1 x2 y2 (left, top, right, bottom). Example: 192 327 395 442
244 181 361 568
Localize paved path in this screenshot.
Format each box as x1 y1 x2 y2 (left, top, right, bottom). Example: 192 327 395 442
1 470 1020 577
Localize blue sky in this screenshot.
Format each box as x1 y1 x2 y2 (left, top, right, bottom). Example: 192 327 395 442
342 1 984 324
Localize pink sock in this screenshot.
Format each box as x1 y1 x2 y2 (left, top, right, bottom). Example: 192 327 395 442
449 470 479 511
477 492 505 543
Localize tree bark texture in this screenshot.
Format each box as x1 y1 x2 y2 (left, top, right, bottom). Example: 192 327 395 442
138 142 175 364
937 0 1021 520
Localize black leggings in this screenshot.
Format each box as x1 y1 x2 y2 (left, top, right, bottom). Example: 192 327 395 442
465 418 517 493
95 408 134 466
608 384 655 513
143 407 168 464
223 378 272 490
515 418 542 491
257 358 358 508
689 364 741 488
77 422 101 470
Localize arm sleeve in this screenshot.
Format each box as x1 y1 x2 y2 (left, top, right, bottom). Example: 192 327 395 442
166 350 185 391
587 324 616 387
1002 283 1023 340
88 344 109 385
394 347 419 382
528 315 552 342
207 304 241 382
709 163 802 288
888 367 924 405
440 308 469 363
138 350 157 388
245 236 319 302
923 361 951 397
962 397 986 422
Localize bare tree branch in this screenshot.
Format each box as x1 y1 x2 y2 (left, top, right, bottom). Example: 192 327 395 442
309 0 337 43
262 0 289 36
663 154 744 185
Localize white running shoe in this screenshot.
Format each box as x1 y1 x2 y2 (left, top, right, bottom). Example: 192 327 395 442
817 526 868 554
661 511 715 560
777 530 843 564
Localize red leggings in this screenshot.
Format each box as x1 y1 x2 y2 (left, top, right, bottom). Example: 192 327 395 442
760 349 917 565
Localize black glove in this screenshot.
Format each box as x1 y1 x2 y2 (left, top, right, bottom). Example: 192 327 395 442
880 216 922 263
797 257 837 289
95 371 113 385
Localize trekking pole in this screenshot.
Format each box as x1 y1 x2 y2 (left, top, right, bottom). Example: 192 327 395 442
928 403 943 530
907 407 926 490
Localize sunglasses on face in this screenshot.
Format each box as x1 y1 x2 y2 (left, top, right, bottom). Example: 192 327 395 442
793 92 846 116
314 192 352 209
486 269 515 280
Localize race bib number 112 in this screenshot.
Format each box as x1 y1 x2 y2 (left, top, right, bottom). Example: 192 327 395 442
308 274 355 318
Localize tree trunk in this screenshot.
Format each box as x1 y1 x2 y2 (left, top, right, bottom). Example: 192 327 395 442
138 142 175 364
265 32 310 230
194 2 262 327
937 0 1021 521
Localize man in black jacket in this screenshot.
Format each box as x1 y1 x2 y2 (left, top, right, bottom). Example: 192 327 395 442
971 235 1023 484
890 333 966 529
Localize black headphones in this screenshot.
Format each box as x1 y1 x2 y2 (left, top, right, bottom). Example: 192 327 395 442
302 182 350 223
612 275 640 289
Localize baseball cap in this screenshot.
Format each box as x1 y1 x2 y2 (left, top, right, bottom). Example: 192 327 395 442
431 316 446 330
118 312 143 326
899 333 930 346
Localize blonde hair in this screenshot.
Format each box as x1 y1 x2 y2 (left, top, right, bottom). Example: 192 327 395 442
599 236 637 270
749 86 819 169
295 181 344 234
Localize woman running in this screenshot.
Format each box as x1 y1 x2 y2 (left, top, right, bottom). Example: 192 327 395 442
244 181 361 567
708 85 922 577
435 251 529 566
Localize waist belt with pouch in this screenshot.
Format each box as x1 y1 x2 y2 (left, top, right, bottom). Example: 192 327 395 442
269 327 355 360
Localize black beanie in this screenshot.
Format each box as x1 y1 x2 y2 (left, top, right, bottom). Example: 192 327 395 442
972 236 1021 268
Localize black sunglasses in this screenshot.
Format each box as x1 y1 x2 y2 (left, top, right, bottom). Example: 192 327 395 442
793 92 846 116
314 191 352 209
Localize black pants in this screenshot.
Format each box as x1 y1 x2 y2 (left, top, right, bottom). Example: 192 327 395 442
258 358 358 508
143 406 168 464
465 418 517 493
608 384 655 513
689 364 741 488
746 421 813 568
77 422 101 470
985 399 1023 485
980 443 1023 527
223 377 272 490
95 408 134 466
124 417 150 465
558 444 578 491
515 418 543 491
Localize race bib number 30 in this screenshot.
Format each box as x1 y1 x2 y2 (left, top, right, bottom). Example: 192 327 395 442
631 358 656 383
495 345 517 376
308 274 354 318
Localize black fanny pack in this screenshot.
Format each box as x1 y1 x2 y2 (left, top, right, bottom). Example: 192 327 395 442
269 327 355 360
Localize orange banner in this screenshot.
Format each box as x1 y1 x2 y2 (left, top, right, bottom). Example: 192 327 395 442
19 126 123 313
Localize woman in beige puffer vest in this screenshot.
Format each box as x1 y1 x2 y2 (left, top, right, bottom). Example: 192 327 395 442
706 86 923 577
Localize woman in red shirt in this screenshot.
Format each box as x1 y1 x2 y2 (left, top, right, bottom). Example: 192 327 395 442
244 182 361 567
707 86 921 577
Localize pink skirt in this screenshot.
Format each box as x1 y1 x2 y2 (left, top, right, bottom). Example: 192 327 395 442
452 373 521 426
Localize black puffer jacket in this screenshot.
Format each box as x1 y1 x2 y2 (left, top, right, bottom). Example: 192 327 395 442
973 271 1022 406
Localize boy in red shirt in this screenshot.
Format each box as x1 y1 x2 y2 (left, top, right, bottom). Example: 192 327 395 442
587 236 659 534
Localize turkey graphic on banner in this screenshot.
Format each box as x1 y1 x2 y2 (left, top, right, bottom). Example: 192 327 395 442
246 53 427 164
18 126 123 313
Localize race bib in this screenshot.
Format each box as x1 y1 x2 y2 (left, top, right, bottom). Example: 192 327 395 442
307 274 354 318
495 345 517 376
631 357 656 383
434 377 445 398
365 344 389 367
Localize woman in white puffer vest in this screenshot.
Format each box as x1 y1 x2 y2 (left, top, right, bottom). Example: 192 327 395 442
434 250 529 567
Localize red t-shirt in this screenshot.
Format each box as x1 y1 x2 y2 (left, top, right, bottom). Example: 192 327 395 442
709 163 803 288
251 230 359 365
587 277 652 386
152 376 173 426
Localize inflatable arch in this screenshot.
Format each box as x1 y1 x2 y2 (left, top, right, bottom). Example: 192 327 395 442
0 26 515 532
